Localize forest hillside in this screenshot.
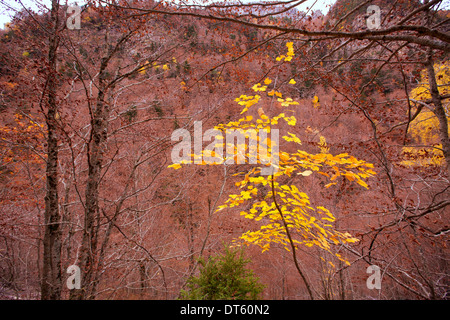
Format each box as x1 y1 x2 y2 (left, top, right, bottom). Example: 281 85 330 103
0 0 448 300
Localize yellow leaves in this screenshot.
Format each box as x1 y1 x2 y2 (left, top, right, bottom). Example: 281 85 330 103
0 114 46 171
22 51 30 57
282 132 302 145
261 243 270 253
276 42 295 62
411 61 450 102
251 83 267 92
168 163 182 170
162 64 170 71
324 182 337 188
277 97 299 107
263 78 272 85
285 115 297 126
284 42 295 61
268 90 282 98
234 172 359 264
279 151 290 162
407 104 446 146
180 80 189 91
286 42 294 55
399 145 445 167
356 179 368 189
318 136 329 153
138 61 149 74
342 171 356 182
312 95 320 108
317 171 330 178
234 94 261 114
257 108 268 120
317 164 371 189
218 185 260 212
283 166 295 177
239 188 258 200
215 115 256 134
406 61 449 165
317 206 335 222
289 79 296 85
342 234 359 243
411 85 430 100
167 159 192 170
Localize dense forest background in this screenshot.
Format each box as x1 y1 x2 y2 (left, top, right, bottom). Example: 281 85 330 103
0 0 449 300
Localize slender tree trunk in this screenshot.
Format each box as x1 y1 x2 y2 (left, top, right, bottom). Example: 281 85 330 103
70 28 135 300
41 0 62 300
270 175 314 300
70 88 108 300
70 47 117 298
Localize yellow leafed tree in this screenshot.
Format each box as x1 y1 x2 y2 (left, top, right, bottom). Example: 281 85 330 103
169 42 376 299
401 61 449 167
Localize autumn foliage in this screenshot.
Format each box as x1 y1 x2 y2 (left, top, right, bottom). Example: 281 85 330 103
0 0 448 300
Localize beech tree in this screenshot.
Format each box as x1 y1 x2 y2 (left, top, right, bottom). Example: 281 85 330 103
41 0 63 300
169 41 377 299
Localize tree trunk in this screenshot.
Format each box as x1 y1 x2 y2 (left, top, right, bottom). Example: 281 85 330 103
70 52 113 299
426 50 450 175
69 29 135 300
70 91 108 300
41 0 62 300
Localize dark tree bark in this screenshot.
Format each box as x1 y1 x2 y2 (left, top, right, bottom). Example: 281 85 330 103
70 31 125 299
70 67 109 300
41 0 62 300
